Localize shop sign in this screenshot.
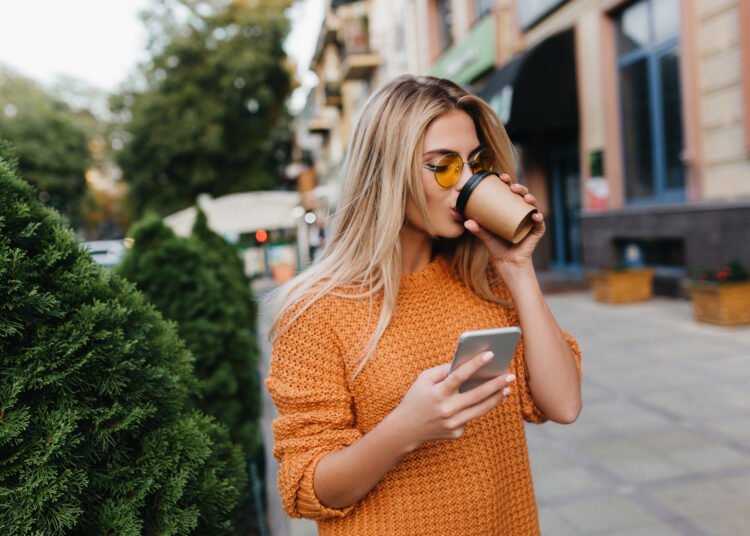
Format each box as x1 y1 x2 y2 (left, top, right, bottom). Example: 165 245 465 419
430 16 495 85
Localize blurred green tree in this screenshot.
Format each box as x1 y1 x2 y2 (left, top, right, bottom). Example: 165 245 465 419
116 212 261 457
116 209 263 533
0 68 91 227
0 140 246 535
114 0 295 217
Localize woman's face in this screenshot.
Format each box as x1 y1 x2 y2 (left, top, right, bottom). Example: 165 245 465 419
405 109 483 238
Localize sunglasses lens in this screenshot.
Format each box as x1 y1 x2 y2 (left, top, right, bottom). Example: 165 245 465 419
472 149 495 173
434 154 462 187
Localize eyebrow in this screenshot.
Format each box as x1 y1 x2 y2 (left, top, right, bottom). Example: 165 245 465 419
423 144 484 157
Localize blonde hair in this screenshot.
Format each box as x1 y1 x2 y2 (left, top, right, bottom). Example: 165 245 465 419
270 75 516 378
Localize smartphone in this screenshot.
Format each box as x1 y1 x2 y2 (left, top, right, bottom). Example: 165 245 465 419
450 326 522 393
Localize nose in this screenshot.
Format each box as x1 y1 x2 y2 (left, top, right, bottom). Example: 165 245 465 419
453 160 474 192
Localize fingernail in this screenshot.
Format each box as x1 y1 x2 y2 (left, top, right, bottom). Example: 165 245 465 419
503 387 511 396
483 351 494 362
506 374 516 383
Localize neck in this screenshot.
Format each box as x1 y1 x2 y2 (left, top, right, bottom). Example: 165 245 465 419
399 224 433 275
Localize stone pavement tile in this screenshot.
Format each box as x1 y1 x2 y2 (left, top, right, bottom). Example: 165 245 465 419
641 337 746 365
721 385 750 411
649 480 750 521
670 445 750 473
721 473 750 502
288 519 317 536
634 429 750 471
586 364 704 394
581 381 610 404
605 522 687 536
581 437 691 483
532 466 608 503
531 412 623 444
537 509 580 536
636 428 718 452
704 417 750 449
682 354 750 383
640 388 749 421
528 447 577 473
554 495 663 534
579 326 673 349
691 512 750 536
580 400 676 433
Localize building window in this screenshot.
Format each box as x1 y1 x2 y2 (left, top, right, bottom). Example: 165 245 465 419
615 0 684 203
476 0 492 21
438 0 453 51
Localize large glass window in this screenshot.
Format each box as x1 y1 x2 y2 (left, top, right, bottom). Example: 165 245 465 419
615 0 684 203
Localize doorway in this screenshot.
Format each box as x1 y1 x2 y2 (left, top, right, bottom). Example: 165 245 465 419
548 147 581 269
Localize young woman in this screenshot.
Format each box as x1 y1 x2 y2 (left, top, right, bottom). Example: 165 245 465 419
266 75 582 536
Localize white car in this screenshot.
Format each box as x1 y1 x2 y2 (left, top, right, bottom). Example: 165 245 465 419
83 240 126 267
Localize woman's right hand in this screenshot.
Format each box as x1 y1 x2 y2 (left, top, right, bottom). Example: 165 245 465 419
391 351 516 451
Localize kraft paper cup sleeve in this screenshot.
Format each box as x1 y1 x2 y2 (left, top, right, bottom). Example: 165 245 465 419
458 171 537 244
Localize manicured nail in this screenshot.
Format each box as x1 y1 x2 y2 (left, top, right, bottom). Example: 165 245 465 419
483 351 494 362
506 374 516 383
503 387 511 396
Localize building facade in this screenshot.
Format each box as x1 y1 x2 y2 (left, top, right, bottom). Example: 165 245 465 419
297 0 750 291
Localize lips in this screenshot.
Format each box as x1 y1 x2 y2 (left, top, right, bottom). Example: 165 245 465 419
451 208 463 222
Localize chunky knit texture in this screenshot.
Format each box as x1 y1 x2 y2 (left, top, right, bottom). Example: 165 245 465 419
266 256 582 536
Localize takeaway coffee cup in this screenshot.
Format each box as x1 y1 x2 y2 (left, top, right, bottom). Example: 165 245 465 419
456 171 537 244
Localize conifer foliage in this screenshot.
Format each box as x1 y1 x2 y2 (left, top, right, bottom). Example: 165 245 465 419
116 210 262 459
0 141 245 534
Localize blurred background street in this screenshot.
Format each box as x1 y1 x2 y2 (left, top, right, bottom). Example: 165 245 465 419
256 282 750 536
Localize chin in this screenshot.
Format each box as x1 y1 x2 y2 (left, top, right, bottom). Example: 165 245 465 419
438 221 466 239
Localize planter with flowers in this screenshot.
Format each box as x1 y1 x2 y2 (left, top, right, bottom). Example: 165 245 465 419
684 260 750 326
587 265 655 304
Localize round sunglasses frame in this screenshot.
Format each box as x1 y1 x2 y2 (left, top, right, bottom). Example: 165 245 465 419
422 148 495 188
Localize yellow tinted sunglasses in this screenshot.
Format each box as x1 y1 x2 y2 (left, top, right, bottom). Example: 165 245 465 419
423 148 495 188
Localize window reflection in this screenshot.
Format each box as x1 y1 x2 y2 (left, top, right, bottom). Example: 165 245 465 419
654 0 680 43
660 51 685 190
620 59 655 200
616 0 649 54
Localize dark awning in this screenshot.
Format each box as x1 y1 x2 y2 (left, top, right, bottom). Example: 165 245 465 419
478 28 578 141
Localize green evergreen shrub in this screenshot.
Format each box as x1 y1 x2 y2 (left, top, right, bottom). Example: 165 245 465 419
0 140 246 535
191 208 257 327
116 213 261 458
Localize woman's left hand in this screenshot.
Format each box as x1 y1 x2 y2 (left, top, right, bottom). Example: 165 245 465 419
463 173 545 276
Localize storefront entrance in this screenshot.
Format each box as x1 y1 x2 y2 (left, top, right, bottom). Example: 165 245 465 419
548 147 581 269
479 28 581 272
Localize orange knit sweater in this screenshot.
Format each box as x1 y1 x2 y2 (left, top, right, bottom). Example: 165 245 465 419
266 256 581 536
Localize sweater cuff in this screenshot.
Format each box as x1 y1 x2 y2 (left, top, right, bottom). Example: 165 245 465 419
296 449 358 519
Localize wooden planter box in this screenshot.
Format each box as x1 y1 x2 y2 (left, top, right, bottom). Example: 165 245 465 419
587 268 654 304
684 281 750 326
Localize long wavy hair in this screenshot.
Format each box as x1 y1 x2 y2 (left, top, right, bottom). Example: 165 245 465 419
270 75 516 378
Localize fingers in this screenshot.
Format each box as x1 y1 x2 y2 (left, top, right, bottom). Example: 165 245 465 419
440 351 493 394
451 373 516 423
501 174 537 207
459 372 516 406
463 219 491 242
451 389 504 425
421 363 452 384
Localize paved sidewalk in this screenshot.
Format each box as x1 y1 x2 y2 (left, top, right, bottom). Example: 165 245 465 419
531 293 750 536
256 284 750 535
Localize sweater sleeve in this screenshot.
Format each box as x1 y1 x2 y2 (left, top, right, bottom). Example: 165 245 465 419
265 299 363 520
